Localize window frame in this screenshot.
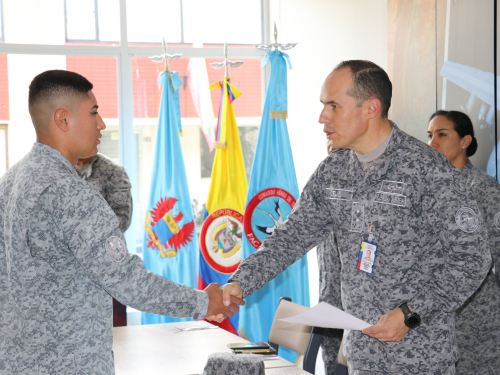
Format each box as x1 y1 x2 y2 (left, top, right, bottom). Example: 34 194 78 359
0 0 270 252
64 0 264 45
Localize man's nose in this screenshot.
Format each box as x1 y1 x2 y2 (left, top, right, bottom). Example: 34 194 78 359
318 107 327 124
97 114 106 131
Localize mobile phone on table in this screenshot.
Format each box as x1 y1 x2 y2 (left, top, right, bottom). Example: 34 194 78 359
227 342 271 350
232 348 277 355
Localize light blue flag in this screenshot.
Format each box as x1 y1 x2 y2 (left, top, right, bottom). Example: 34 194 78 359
240 51 309 363
142 71 198 324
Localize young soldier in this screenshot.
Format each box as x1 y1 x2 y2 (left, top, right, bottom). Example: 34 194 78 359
0 70 242 374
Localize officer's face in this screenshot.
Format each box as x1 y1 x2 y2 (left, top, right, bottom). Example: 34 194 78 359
319 68 368 150
69 91 106 159
427 116 467 165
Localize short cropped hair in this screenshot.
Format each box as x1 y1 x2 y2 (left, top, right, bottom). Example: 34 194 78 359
28 70 93 110
429 110 478 157
334 60 392 118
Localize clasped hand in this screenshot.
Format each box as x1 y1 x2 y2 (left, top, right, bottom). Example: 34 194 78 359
204 282 244 323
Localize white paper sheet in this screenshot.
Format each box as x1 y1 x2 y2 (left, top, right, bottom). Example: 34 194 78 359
279 302 372 331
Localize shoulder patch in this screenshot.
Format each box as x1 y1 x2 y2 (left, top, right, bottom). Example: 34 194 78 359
455 207 479 233
105 236 127 262
494 212 500 230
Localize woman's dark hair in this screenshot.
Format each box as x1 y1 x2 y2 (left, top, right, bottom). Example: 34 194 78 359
429 110 478 157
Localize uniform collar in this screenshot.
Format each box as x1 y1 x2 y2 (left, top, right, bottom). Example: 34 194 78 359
346 121 402 186
32 142 79 177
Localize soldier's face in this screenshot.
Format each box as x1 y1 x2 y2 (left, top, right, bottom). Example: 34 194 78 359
69 91 106 158
319 68 368 151
427 116 467 165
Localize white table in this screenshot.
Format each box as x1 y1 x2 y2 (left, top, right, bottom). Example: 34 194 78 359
113 321 309 375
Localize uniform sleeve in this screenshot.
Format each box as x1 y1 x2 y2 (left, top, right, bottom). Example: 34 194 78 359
229 166 334 298
50 181 208 319
106 166 133 233
409 164 491 323
482 183 500 287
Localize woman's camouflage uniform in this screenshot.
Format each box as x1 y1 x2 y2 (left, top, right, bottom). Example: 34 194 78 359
455 161 500 374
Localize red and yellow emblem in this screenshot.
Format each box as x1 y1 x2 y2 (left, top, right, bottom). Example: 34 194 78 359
144 197 195 258
200 208 243 274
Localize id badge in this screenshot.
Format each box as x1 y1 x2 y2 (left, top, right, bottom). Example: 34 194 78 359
357 240 378 274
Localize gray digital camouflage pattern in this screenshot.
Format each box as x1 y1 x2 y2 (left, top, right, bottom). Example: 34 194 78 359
454 161 500 374
202 353 265 375
317 231 344 375
229 123 491 374
0 143 208 374
74 153 132 233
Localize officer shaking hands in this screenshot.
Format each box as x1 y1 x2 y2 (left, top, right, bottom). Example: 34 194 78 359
0 70 243 374
220 60 491 374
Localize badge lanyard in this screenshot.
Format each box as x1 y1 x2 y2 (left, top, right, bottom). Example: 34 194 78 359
357 223 378 274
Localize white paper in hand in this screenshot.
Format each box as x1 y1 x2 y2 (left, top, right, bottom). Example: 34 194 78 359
279 302 371 331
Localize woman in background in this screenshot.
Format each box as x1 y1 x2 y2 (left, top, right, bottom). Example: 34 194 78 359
428 110 500 374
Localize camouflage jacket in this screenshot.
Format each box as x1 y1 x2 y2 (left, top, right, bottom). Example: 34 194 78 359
317 230 342 309
0 143 208 374
75 153 132 233
454 161 500 374
229 123 491 373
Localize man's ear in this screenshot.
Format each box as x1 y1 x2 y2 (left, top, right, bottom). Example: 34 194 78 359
54 108 71 132
364 98 382 120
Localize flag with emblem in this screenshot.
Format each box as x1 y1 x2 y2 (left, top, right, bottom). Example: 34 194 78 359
198 76 248 335
240 51 309 363
142 70 198 324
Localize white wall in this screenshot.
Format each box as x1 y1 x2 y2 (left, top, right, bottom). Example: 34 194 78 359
269 0 388 307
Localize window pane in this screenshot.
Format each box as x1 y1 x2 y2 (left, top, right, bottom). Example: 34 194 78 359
126 0 181 44
66 0 97 41
3 53 119 169
97 0 120 42
182 0 261 44
3 0 66 44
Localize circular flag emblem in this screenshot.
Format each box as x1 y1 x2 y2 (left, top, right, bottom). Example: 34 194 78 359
495 211 500 230
244 188 296 249
200 208 244 274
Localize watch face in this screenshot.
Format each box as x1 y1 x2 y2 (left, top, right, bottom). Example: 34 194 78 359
407 315 421 329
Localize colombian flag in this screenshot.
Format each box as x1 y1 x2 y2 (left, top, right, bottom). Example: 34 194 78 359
198 77 248 334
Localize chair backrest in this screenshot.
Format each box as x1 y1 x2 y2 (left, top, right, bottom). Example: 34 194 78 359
338 337 347 366
268 298 312 355
268 297 324 374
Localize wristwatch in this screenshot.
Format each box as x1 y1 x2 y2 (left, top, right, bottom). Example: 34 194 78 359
399 303 421 329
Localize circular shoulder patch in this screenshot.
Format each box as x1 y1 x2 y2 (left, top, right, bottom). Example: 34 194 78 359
455 207 479 233
494 212 500 230
105 236 127 262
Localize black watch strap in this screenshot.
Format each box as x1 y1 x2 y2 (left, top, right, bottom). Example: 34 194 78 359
399 303 421 329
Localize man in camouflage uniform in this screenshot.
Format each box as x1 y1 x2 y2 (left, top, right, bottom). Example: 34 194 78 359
317 139 345 375
317 231 344 375
0 70 242 374
221 60 491 374
75 153 132 233
75 153 133 326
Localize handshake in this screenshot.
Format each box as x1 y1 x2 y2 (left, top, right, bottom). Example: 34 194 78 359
203 282 244 323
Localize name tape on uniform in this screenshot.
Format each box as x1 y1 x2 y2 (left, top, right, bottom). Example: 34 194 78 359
326 188 353 201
